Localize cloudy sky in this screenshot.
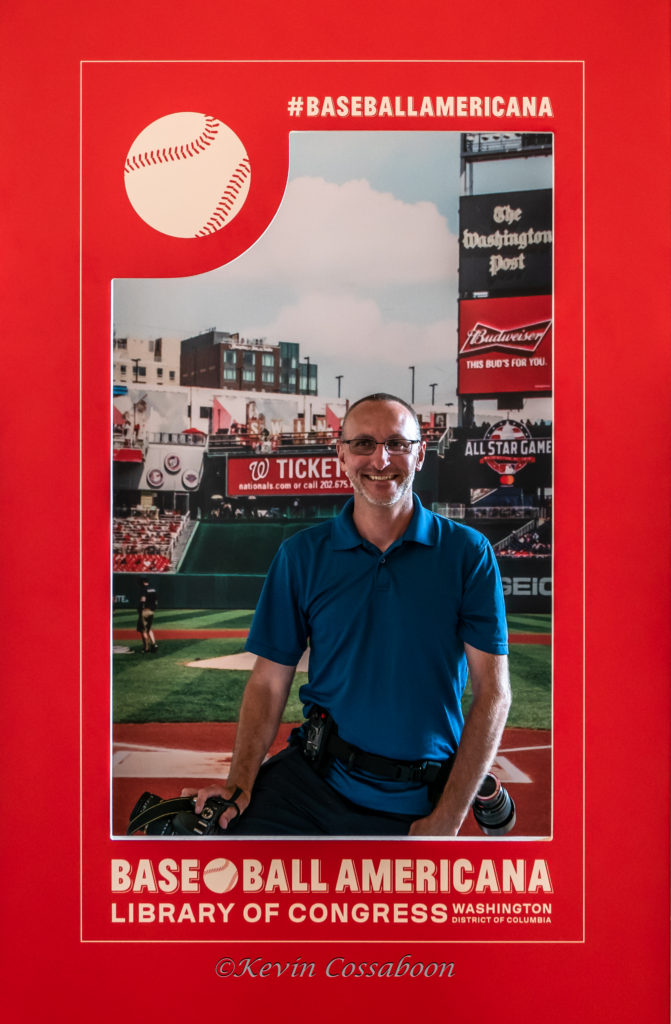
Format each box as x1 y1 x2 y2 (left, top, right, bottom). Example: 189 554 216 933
113 132 552 407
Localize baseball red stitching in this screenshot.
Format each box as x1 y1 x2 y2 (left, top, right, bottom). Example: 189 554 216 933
196 157 251 236
124 116 219 174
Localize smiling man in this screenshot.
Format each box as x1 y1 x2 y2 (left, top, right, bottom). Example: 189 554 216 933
185 393 510 836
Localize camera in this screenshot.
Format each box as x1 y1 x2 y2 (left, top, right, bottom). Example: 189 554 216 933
300 706 335 773
471 773 516 835
127 791 229 836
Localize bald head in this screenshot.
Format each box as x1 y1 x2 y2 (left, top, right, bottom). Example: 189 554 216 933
341 393 420 437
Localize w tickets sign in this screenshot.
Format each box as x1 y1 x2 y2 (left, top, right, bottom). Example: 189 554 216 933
227 455 353 496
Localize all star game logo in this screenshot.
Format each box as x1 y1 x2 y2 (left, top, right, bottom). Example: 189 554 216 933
465 419 543 479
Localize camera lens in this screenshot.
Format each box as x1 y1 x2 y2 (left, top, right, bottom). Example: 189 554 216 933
472 773 516 836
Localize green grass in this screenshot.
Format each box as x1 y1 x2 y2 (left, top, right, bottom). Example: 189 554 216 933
113 637 307 723
507 612 551 634
114 608 552 635
113 610 551 730
113 608 255 630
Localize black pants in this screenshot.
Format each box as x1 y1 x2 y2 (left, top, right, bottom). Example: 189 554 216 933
228 747 418 836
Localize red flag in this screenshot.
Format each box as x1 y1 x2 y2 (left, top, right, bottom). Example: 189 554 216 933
213 397 232 432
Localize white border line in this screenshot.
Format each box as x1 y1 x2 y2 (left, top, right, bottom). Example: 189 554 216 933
80 56 585 945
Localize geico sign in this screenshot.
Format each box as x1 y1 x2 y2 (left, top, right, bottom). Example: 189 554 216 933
501 576 552 596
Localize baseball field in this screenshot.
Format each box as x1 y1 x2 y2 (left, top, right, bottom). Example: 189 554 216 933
112 609 551 837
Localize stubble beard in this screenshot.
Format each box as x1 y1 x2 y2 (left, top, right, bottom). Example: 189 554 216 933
347 464 417 508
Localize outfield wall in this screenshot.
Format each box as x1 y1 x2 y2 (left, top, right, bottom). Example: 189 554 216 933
113 520 551 612
113 571 264 610
179 521 317 574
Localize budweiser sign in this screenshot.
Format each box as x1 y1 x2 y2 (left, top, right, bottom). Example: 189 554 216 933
458 296 552 396
460 319 552 356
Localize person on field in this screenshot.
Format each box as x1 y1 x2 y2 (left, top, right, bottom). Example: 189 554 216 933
184 394 510 835
137 579 158 654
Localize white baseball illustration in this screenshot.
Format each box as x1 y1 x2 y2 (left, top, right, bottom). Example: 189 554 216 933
124 112 251 238
203 858 239 894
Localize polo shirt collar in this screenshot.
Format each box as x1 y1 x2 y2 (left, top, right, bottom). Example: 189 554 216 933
403 493 437 547
331 494 437 550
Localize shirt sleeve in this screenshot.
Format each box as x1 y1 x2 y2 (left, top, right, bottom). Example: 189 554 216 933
245 541 309 666
458 536 509 655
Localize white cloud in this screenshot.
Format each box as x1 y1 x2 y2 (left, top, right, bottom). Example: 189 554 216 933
241 291 455 361
226 176 458 290
114 172 461 401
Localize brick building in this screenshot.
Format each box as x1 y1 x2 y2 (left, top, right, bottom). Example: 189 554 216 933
180 330 318 395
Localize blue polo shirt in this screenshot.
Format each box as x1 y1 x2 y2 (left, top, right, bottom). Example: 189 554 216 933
245 495 508 815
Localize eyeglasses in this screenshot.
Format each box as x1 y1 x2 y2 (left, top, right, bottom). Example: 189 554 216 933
340 437 421 455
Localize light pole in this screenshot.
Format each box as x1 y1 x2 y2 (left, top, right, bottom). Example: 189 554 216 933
429 382 438 405
408 365 415 404
335 375 343 398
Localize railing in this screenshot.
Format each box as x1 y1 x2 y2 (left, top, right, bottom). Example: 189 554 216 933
432 503 539 521
462 133 552 156
145 432 207 446
113 436 145 453
493 517 552 558
436 428 453 458
207 431 338 454
208 432 444 457
170 515 196 567
467 506 538 519
492 517 538 552
117 429 447 456
432 503 465 519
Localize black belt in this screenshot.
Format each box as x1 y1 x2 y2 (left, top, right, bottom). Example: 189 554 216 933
323 733 449 785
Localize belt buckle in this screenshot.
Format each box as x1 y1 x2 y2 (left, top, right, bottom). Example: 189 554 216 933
411 759 441 783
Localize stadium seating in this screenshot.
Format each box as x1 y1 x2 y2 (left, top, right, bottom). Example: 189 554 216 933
494 520 551 558
112 509 189 572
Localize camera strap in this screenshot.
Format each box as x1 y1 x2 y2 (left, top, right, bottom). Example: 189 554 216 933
127 795 195 835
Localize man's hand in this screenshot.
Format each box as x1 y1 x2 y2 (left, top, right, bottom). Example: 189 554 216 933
408 811 459 837
180 782 250 830
178 655 297 830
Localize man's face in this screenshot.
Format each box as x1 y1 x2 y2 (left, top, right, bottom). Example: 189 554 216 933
337 400 426 508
